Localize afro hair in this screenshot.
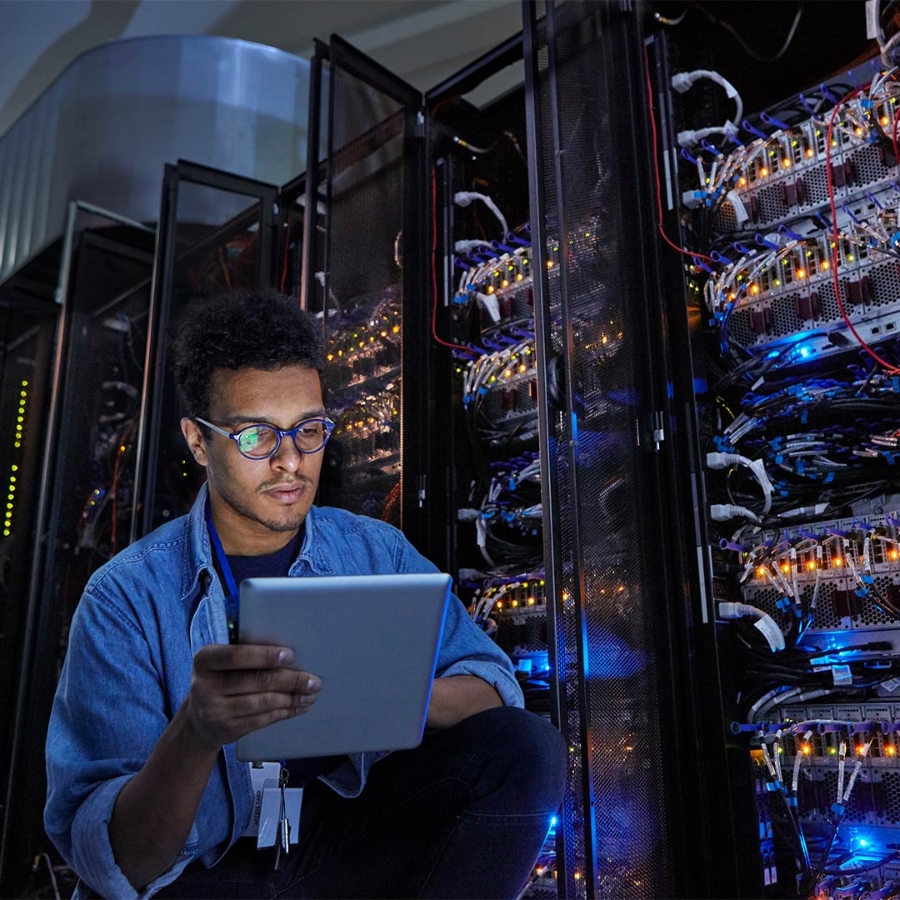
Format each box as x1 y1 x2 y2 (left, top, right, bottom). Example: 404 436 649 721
170 289 324 420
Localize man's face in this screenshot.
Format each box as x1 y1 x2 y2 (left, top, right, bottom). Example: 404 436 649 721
181 364 327 555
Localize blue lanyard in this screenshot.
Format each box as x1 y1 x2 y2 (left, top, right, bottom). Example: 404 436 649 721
205 502 240 643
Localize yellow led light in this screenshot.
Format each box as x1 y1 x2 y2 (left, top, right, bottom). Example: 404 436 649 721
546 260 553 269
392 325 400 333
750 284 759 295
760 167 769 178
782 159 791 169
855 126 863 136
2 530 8 537
889 745 897 756
756 566 767 578
802 744 811 755
797 269 806 279
847 254 855 262
21 380 27 387
821 260 830 270
501 279 509 288
890 549 899 561
807 561 817 571
10 465 16 472
780 563 790 574
833 557 843 567
805 148 814 158
516 273 523 281
738 177 746 187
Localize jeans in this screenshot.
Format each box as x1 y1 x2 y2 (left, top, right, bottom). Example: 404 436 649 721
154 707 567 899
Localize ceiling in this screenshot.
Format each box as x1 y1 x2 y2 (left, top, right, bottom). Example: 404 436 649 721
0 0 522 138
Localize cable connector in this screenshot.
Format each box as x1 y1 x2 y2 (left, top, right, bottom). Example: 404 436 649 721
457 508 481 522
707 451 744 469
711 503 762 524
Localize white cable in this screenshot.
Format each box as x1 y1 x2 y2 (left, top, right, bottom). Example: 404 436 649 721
672 69 743 147
453 191 509 240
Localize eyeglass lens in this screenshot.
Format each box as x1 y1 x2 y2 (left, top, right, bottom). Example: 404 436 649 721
236 422 329 458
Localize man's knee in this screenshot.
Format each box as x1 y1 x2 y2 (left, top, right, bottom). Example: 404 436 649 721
462 706 568 810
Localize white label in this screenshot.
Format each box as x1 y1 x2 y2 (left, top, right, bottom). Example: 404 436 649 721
867 0 879 40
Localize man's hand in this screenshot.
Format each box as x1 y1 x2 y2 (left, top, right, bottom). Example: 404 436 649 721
181 643 322 752
110 643 321 890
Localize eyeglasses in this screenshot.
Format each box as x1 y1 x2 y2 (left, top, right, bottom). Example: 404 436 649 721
196 416 335 460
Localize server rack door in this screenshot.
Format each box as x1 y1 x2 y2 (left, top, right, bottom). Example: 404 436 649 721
0 291 57 891
523 2 700 897
303 38 430 548
134 160 278 539
0 208 154 896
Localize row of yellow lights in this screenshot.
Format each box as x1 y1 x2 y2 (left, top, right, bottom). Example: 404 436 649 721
797 742 896 757
4 381 27 538
756 547 900 579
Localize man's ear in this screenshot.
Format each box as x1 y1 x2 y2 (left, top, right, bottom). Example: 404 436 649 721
181 417 210 468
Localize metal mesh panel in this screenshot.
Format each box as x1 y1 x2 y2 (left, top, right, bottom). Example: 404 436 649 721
535 2 673 896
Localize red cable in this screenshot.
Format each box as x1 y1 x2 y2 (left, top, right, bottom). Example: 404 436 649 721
431 169 472 353
825 88 900 373
643 47 713 264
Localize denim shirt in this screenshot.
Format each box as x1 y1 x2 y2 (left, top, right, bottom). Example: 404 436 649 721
44 483 523 900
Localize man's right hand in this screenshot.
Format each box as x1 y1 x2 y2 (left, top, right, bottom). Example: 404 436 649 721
181 643 322 752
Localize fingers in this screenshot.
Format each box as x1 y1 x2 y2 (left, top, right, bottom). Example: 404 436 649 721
184 643 323 750
194 642 296 672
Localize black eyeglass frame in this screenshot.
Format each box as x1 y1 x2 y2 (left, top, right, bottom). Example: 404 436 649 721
195 416 336 460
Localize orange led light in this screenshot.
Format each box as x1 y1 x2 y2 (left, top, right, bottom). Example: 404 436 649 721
833 557 843 567
805 148 814 158
796 269 806 279
756 566 767 578
782 159 791 169
807 561 817 571
780 563 790 574
802 744 811 755
821 260 830 270
888 746 897 757
760 167 769 177
750 284 760 295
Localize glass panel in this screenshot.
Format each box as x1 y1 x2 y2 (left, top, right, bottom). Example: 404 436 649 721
0 293 56 854
1 222 153 894
315 60 406 524
142 177 269 533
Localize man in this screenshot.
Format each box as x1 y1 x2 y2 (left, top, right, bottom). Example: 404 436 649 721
45 289 567 899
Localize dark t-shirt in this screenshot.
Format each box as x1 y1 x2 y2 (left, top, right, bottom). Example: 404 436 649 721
227 530 341 785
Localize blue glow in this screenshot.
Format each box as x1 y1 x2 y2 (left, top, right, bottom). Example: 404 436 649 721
798 346 812 359
859 838 869 847
550 816 557 827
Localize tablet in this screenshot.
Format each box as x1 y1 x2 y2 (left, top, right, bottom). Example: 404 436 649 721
236 573 452 762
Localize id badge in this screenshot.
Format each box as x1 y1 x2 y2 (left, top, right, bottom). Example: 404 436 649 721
243 762 302 848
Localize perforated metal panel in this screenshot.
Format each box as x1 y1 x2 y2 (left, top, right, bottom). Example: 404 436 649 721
526 2 677 897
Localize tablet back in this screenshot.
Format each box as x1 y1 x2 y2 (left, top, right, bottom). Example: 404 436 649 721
236 573 452 762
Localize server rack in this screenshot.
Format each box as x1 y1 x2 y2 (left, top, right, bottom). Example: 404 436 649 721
0 206 155 895
135 160 278 538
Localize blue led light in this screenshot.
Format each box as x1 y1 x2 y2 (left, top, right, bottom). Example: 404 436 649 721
798 346 812 359
550 816 558 827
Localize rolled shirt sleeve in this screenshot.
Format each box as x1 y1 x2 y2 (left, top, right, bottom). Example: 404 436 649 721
44 586 197 900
